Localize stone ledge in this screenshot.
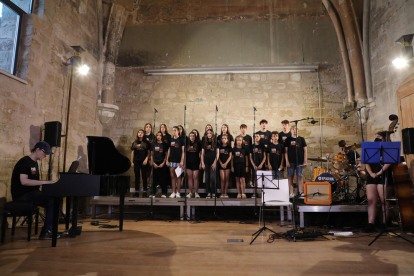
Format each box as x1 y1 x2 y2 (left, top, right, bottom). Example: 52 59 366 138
0 69 28 85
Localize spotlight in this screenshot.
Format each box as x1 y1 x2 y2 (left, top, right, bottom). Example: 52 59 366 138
79 64 90 75
392 58 409 69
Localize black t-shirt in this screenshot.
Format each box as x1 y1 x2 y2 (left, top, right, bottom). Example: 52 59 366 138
267 143 284 169
217 134 234 147
11 156 40 200
219 144 232 164
285 136 307 164
186 141 202 165
162 133 171 149
278 131 291 145
251 144 266 166
152 142 166 164
203 140 216 164
242 134 253 153
169 137 183 163
233 147 247 165
258 130 272 147
346 150 360 165
131 141 149 162
144 133 155 144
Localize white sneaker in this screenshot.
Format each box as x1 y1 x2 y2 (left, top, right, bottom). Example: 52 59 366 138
169 193 176 198
249 181 254 187
251 194 256 199
186 193 192 198
149 195 155 198
299 193 304 199
206 193 211 198
161 195 167 198
212 194 216 198
289 193 294 198
176 193 181 198
195 193 200 198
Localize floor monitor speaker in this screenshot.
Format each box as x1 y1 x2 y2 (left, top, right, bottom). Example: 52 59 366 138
304 182 332 205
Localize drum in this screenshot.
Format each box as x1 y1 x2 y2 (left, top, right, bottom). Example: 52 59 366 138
313 167 328 180
315 172 341 193
331 172 344 187
358 170 367 182
332 154 349 170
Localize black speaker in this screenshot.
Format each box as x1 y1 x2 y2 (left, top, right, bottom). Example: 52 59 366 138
44 121 62 147
402 128 414 154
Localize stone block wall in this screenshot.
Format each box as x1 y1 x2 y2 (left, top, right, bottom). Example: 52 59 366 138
105 63 359 184
368 0 414 139
0 0 103 201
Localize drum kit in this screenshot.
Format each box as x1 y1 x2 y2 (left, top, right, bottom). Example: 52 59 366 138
307 144 366 203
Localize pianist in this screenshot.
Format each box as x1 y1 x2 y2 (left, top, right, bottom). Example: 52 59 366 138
11 141 57 240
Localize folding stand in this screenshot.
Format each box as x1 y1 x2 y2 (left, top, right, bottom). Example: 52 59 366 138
361 141 414 246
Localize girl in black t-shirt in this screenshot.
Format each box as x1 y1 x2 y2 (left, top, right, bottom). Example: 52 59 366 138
186 132 202 198
250 132 266 199
131 129 151 198
166 126 184 198
151 131 168 198
160 124 171 147
218 134 232 198
217 124 234 148
232 135 249 199
202 124 213 144
144 123 155 191
201 129 217 198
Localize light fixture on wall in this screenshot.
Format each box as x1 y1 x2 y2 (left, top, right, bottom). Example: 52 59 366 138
144 65 318 76
65 46 90 75
392 34 414 69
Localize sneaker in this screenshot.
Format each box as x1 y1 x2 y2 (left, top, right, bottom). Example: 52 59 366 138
161 195 167 198
176 193 181 198
249 181 254 187
39 230 60 240
142 191 148 198
149 194 155 198
186 193 193 198
211 194 216 198
219 194 225 198
251 194 256 199
237 194 242 199
299 193 304 199
360 223 376 233
169 193 176 198
206 193 211 198
195 193 200 198
133 192 140 198
224 194 229 199
289 193 294 199
241 194 247 199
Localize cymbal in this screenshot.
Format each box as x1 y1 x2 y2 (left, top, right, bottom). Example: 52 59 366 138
308 157 328 162
345 143 362 150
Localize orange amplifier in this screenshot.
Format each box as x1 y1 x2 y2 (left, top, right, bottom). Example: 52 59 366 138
304 182 332 205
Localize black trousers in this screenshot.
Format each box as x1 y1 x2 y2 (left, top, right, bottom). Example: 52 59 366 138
134 160 147 192
204 161 217 194
153 163 168 195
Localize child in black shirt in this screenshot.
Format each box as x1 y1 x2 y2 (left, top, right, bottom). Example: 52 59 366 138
131 129 151 197
151 131 168 198
284 126 307 198
217 124 234 148
232 135 249 199
186 132 202 198
218 134 232 198
250 132 266 199
201 129 217 198
258 119 272 149
267 131 284 179
240 124 253 187
166 126 184 198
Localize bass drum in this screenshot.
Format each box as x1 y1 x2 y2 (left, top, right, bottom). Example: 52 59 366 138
315 173 340 193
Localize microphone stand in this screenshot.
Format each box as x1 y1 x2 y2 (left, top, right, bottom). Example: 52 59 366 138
253 106 258 218
342 106 366 142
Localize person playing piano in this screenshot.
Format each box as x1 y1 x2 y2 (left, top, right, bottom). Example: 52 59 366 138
11 141 57 240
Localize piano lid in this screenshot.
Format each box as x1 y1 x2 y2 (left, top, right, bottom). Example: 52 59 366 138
87 136 131 175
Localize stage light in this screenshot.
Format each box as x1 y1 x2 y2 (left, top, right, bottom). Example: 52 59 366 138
392 58 408 69
79 64 90 75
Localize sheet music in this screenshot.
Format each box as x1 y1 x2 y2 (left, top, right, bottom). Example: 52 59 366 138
175 166 183 177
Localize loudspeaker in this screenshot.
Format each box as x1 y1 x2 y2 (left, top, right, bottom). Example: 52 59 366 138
304 182 332 205
44 121 62 147
402 128 414 154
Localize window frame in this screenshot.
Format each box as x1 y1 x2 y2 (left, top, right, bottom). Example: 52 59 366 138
0 0 33 75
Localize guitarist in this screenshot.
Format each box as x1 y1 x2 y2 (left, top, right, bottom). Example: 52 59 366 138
361 131 394 233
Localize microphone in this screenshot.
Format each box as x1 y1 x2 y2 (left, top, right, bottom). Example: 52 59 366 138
254 107 257 111
341 114 349 120
154 108 158 113
310 119 318 124
216 105 218 111
185 105 186 110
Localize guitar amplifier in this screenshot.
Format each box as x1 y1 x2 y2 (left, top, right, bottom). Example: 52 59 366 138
304 182 332 205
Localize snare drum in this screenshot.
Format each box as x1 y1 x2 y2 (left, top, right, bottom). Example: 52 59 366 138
313 168 328 180
332 154 349 170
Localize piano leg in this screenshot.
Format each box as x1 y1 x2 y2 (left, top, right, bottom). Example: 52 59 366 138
65 196 71 230
119 183 125 232
69 197 79 238
52 197 60 247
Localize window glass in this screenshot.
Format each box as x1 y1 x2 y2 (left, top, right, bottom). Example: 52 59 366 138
11 0 32 14
0 2 20 74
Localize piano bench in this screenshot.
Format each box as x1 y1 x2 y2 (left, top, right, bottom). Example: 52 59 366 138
1 202 40 243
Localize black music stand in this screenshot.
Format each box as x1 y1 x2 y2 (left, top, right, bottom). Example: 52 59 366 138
362 142 414 246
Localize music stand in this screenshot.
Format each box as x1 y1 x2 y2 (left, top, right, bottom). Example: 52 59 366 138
361 142 414 246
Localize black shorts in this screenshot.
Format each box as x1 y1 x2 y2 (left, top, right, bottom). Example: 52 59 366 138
219 162 231 170
234 163 246 178
366 175 385 185
186 162 200 171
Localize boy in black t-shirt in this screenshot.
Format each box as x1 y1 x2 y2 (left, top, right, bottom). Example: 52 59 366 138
338 140 361 168
284 126 307 198
11 141 56 240
278 120 291 177
232 135 249 199
267 131 284 179
250 132 266 199
257 119 272 148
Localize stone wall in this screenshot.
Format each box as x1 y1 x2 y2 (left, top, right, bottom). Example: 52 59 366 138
106 63 359 184
368 0 414 139
0 0 103 202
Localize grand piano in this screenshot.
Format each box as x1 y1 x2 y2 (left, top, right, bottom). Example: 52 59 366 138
43 136 131 247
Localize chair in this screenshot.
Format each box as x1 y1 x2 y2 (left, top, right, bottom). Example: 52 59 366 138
261 179 295 228
1 201 39 243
